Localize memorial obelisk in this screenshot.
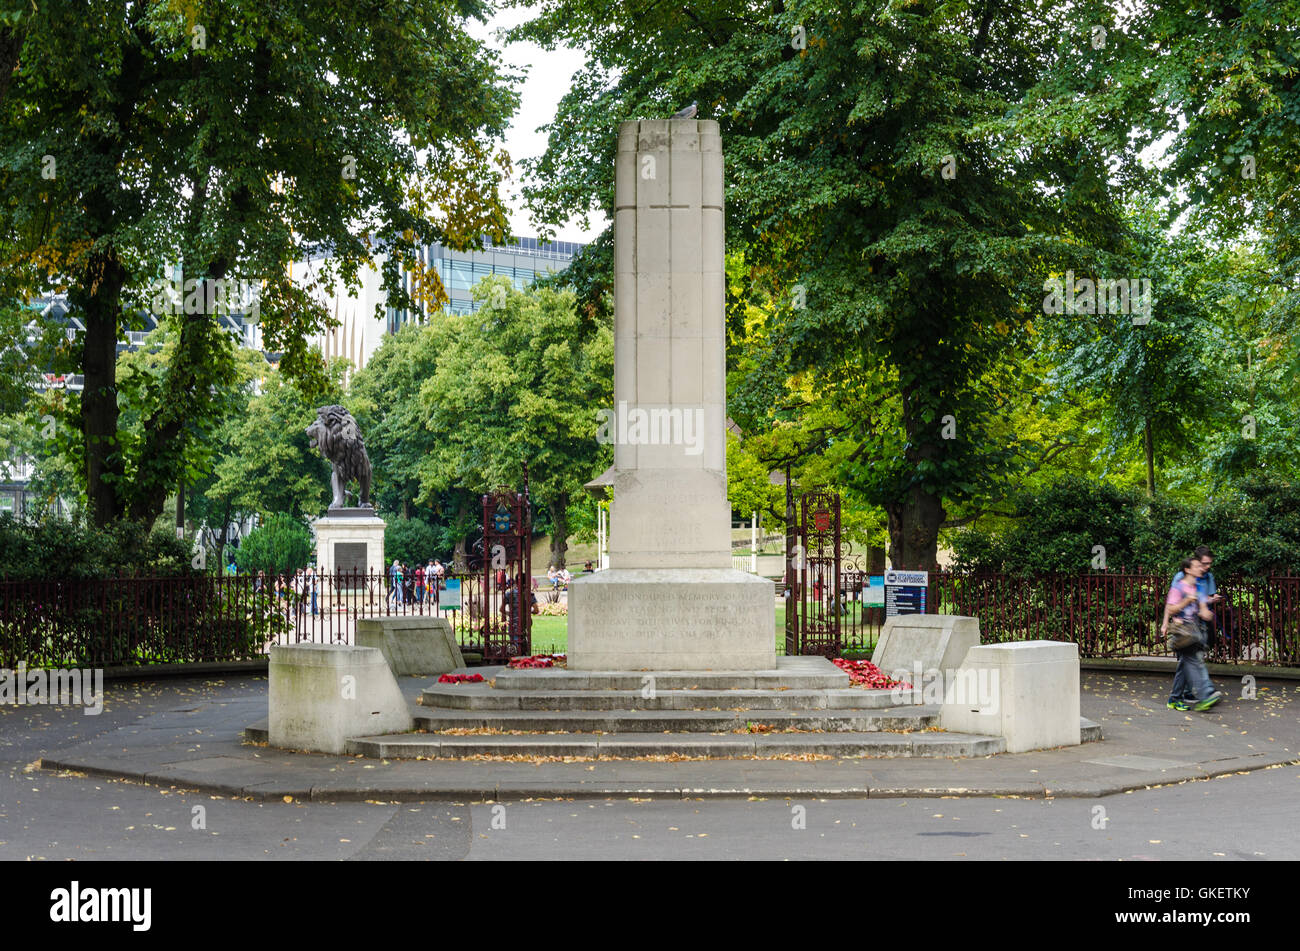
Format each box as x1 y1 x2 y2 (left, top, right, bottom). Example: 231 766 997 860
568 119 775 670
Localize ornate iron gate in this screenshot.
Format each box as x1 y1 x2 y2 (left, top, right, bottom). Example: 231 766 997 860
785 489 841 656
480 487 532 661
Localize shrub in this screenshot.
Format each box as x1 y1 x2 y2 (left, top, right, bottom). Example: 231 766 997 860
385 516 440 567
0 515 193 580
233 513 313 576
951 475 1300 577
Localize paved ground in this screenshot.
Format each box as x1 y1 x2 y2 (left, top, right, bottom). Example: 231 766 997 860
2 669 1297 859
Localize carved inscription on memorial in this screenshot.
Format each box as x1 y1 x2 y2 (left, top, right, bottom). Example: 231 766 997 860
585 589 764 644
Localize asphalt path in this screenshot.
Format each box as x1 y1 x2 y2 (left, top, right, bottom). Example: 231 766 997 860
2 675 1297 860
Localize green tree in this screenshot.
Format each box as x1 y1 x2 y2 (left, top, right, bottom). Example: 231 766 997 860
420 277 613 569
1044 212 1220 497
202 362 348 529
233 512 313 576
0 0 517 527
385 516 440 567
509 0 1140 569
350 322 442 518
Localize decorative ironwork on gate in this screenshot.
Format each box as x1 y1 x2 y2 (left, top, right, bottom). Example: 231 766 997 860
478 486 532 661
785 489 842 656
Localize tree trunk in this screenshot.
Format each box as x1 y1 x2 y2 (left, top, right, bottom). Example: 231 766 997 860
548 493 569 569
885 487 945 571
452 494 473 572
1143 418 1156 497
76 249 128 527
885 388 947 571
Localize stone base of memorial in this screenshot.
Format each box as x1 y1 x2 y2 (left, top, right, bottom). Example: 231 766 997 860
939 641 1082 753
356 616 463 676
313 508 385 582
567 568 775 670
268 644 413 754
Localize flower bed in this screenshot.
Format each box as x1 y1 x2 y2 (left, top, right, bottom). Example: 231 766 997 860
832 657 910 689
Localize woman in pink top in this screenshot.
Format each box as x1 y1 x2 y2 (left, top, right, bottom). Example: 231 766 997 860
1162 556 1221 711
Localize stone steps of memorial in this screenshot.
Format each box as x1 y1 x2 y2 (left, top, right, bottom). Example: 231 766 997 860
345 729 1008 760
420 684 908 711
490 660 850 692
245 715 1100 751
412 706 937 734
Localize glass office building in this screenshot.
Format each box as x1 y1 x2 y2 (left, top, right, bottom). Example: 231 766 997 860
386 236 585 331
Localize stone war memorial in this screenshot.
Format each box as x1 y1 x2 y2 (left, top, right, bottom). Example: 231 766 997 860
567 118 775 672
263 117 1096 762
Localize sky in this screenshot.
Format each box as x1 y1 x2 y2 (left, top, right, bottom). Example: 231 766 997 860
470 6 606 245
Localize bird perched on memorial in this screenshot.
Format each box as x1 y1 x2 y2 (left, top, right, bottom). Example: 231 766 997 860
670 101 698 119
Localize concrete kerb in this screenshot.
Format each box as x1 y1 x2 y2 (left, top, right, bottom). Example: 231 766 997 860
39 751 1300 801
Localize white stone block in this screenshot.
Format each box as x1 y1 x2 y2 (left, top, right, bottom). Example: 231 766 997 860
702 207 724 264
872 614 980 681
569 568 775 670
636 208 670 273
269 644 413 754
615 151 637 214
636 272 671 338
636 338 671 402
313 513 386 578
356 616 464 676
614 208 636 276
617 121 640 150
614 269 636 338
670 207 703 265
671 337 703 405
609 469 731 568
669 271 703 337
702 149 724 207
938 641 1081 753
670 149 702 208
670 120 701 153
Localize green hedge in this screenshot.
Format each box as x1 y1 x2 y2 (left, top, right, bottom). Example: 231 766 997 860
0 515 194 580
951 476 1300 577
0 516 282 666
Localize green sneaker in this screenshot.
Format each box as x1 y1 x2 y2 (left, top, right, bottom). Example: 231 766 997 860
1167 700 1190 711
1193 692 1223 712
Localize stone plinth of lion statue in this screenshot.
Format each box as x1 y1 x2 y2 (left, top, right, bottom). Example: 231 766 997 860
306 405 373 510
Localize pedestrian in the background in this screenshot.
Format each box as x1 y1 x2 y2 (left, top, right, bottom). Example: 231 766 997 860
389 559 405 605
1163 556 1222 711
413 562 425 605
305 564 318 616
1167 546 1223 706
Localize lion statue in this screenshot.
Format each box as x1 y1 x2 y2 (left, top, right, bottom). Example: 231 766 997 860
305 404 373 510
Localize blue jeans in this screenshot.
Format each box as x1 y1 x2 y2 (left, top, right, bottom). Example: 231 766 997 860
1170 642 1214 703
